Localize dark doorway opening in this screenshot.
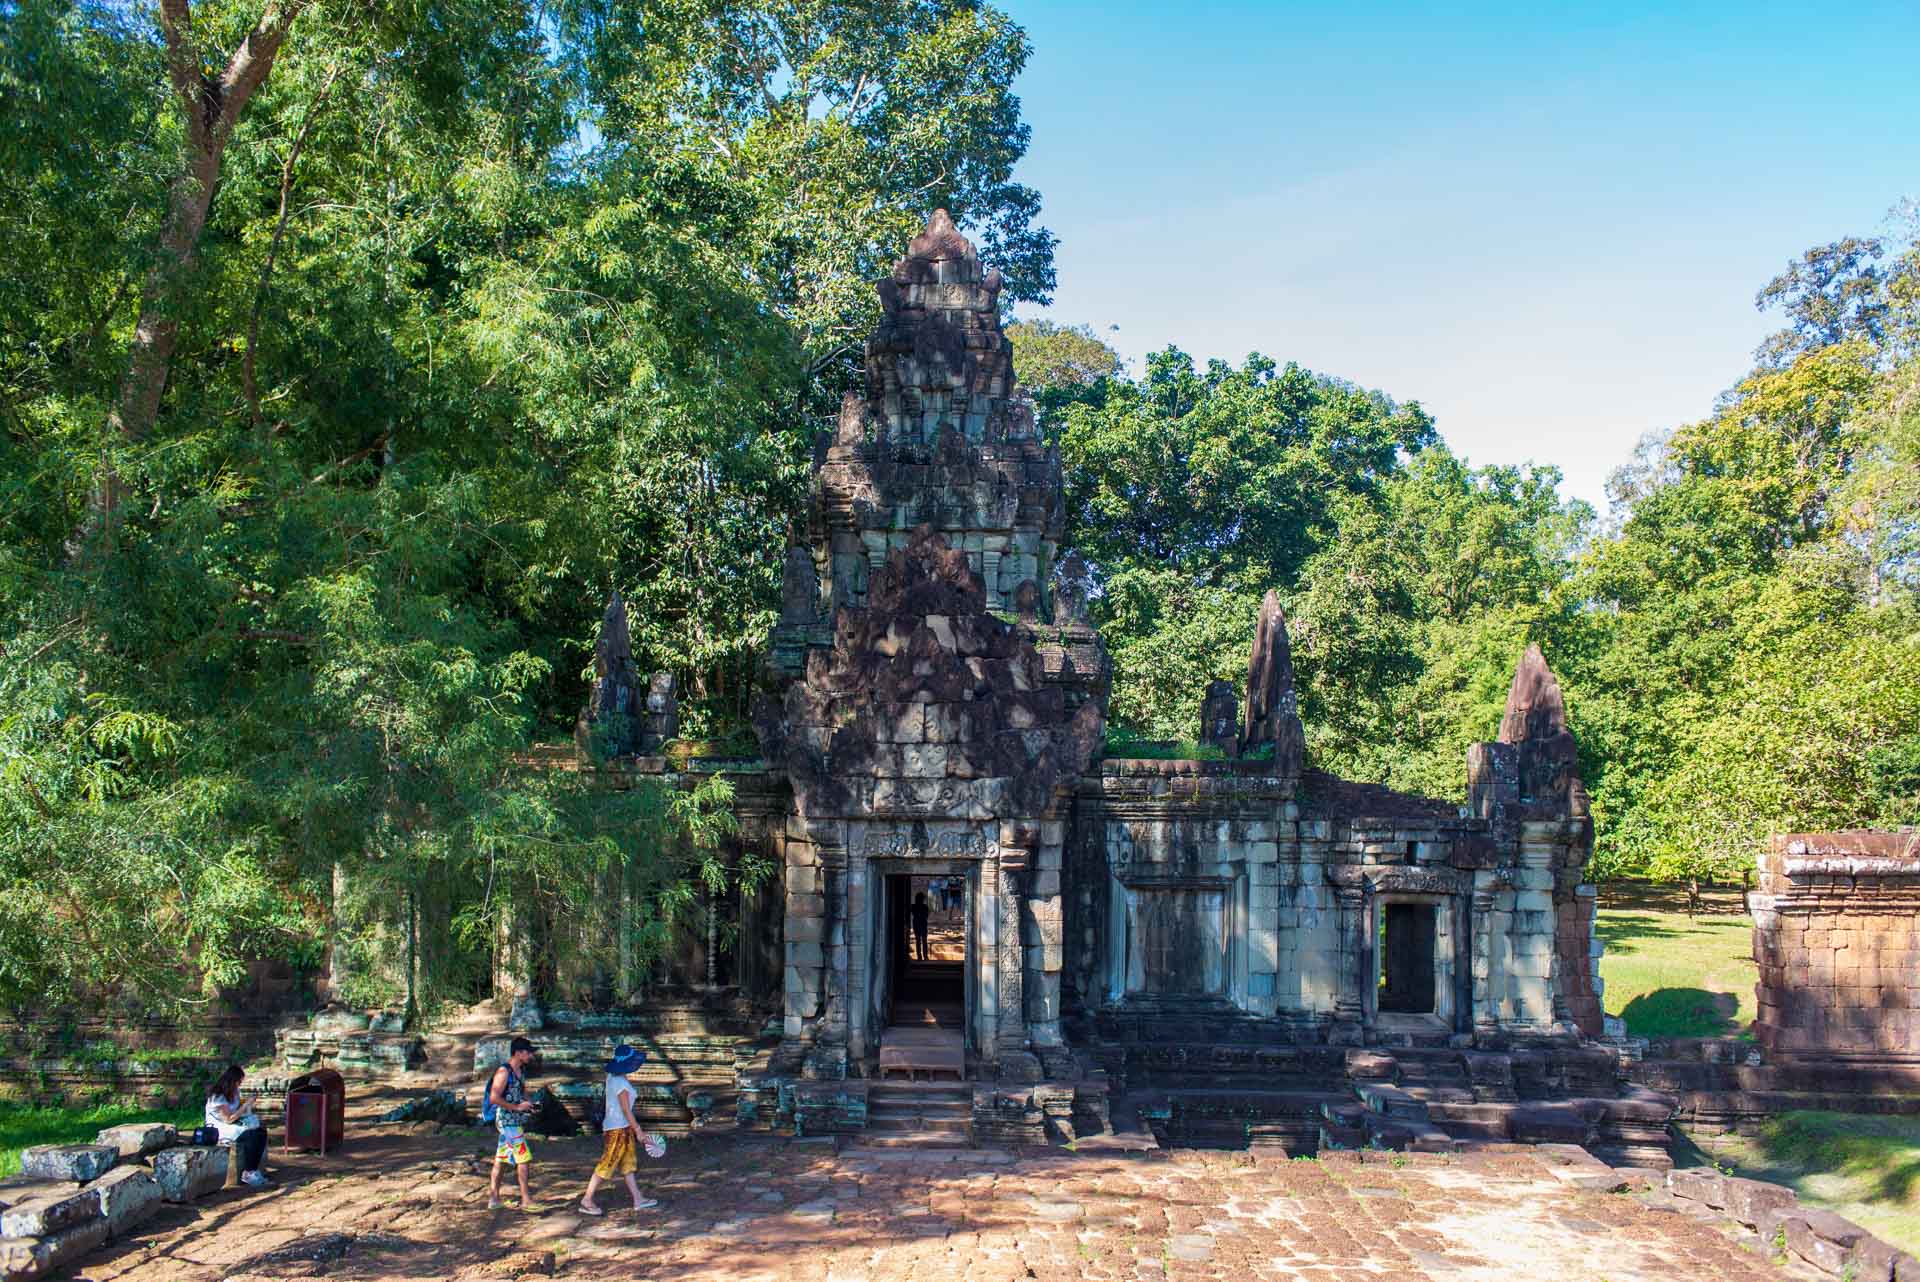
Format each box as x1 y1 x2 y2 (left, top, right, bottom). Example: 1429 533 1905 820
1378 901 1437 1015
879 873 966 1079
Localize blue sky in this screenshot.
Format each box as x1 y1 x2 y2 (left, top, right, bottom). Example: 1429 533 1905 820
1003 0 1920 512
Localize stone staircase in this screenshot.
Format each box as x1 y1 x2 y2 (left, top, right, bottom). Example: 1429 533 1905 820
1320 1047 1675 1166
860 1082 973 1147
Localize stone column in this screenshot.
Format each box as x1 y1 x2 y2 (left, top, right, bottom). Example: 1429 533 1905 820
1330 882 1366 1045
1470 881 1500 1039
782 820 827 1044
1025 819 1067 1052
994 826 1038 1080
810 834 850 1077
846 835 872 1063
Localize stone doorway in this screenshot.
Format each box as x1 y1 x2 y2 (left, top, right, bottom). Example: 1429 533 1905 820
877 872 967 1080
1378 901 1438 1015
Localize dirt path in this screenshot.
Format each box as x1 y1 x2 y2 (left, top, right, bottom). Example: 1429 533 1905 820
71 1115 1802 1282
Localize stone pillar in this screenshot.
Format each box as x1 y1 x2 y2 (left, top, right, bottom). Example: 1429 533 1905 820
809 834 849 1077
782 819 827 1046
995 824 1038 1080
1330 883 1366 1045
1025 818 1067 1053
846 837 872 1063
1470 882 1501 1039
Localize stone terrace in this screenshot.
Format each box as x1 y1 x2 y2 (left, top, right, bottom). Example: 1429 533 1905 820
76 1107 1798 1281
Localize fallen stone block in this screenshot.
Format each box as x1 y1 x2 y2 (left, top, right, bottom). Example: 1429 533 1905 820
151 1146 225 1203
89 1166 162 1239
1847 1234 1903 1282
1667 1166 1728 1208
0 1183 70 1215
0 1185 100 1239
17 1146 114 1184
94 1123 176 1160
0 1216 108 1281
1721 1174 1798 1230
1787 1208 1870 1276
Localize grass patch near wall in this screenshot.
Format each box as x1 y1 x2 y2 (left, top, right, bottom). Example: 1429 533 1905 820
0 1101 200 1176
1685 1112 1920 1256
1596 884 1757 1038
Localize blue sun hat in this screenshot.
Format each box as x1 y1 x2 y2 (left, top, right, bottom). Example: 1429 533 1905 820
605 1044 645 1075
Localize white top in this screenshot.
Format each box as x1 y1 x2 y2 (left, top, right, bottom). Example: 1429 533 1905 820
204 1094 255 1144
602 1073 636 1131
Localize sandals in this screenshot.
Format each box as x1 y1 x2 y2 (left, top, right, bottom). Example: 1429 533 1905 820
577 1201 605 1216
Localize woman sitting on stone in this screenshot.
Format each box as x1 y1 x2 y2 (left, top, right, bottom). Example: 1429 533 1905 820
206 1064 270 1187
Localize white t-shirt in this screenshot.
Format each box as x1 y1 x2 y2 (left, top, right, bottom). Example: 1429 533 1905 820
602 1074 636 1131
204 1094 257 1143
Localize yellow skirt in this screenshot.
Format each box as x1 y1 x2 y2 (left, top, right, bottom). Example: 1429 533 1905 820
594 1127 637 1177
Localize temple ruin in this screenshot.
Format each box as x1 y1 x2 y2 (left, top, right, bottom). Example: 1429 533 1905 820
283 211 1672 1161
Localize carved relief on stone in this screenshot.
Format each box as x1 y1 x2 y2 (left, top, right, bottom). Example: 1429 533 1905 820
756 525 1105 820
1199 679 1241 757
1050 550 1094 627
780 546 822 626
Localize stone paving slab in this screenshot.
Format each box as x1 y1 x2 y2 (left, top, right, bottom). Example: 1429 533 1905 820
74 1124 1802 1282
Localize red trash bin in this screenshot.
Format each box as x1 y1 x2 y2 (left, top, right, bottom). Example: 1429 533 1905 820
285 1068 345 1155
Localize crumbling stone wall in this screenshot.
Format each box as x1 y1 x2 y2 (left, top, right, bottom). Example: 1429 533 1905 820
1466 644 1603 1037
1754 830 1920 1059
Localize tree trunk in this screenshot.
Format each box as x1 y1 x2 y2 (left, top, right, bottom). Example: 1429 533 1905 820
72 0 311 558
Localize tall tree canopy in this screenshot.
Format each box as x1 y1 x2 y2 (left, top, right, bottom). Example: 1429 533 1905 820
0 0 1054 1016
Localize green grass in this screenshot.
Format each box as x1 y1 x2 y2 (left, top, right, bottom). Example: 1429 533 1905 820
1101 731 1227 761
0 1100 200 1177
1685 1112 1920 1256
1597 888 1758 1038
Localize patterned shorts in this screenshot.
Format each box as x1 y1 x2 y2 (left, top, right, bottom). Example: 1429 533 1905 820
594 1128 637 1177
495 1128 531 1166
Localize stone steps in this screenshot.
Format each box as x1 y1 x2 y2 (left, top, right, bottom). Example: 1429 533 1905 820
861 1083 974 1147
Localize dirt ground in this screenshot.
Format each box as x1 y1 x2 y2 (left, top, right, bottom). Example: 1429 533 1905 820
74 1099 1801 1282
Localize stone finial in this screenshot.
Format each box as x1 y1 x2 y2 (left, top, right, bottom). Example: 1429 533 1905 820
1472 643 1588 826
597 592 632 677
1199 680 1241 758
780 546 821 625
576 592 642 758
905 208 973 264
1498 643 1568 743
1241 589 1305 775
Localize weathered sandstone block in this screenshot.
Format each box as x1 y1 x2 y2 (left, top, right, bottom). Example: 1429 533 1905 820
152 1147 225 1203
93 1124 175 1160
17 1147 113 1185
89 1166 163 1238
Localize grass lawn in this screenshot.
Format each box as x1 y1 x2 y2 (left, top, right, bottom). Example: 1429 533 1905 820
1596 883 1759 1038
1684 1112 1920 1257
0 1100 200 1177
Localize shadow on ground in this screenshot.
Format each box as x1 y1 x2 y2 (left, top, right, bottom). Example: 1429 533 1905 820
1618 987 1741 1038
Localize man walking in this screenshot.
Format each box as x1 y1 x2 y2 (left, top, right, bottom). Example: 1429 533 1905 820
487 1036 538 1211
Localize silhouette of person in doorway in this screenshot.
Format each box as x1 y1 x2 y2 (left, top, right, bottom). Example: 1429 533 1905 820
911 890 931 961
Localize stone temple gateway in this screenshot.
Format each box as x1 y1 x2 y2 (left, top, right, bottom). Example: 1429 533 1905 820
307 212 1670 1160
